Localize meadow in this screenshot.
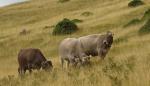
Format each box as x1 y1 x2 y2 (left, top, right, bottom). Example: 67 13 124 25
0 0 150 86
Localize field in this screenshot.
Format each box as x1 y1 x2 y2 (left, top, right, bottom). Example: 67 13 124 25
0 0 150 86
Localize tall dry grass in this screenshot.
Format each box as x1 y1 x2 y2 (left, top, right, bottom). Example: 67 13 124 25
0 0 150 86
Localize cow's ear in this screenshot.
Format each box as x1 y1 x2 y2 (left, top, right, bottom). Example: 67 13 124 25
107 31 113 36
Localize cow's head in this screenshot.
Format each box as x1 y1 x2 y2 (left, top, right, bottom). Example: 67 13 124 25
41 60 53 71
98 31 113 59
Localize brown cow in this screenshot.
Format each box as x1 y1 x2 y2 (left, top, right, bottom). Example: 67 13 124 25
18 48 53 75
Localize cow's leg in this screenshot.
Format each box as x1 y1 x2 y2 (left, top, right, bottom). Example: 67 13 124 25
61 58 64 69
29 69 32 73
74 57 82 67
66 54 77 68
18 67 21 75
19 67 25 76
27 64 32 74
66 60 70 69
69 58 77 67
36 64 41 71
23 68 27 74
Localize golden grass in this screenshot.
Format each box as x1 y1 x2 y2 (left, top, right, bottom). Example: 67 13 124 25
0 0 150 86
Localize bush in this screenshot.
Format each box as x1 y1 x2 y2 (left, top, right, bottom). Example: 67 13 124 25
58 0 70 3
142 9 150 20
124 18 141 27
128 0 144 7
81 11 93 17
52 18 78 35
139 19 150 35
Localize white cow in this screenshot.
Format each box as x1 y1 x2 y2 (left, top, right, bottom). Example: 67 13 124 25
59 31 113 68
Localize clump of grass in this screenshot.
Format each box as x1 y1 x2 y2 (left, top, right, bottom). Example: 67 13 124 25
0 75 20 86
103 57 135 86
58 0 70 3
71 19 83 23
0 72 53 86
43 25 53 29
128 0 144 7
0 35 10 40
124 18 141 27
142 9 150 20
139 19 150 35
52 18 78 35
19 29 30 35
81 11 93 17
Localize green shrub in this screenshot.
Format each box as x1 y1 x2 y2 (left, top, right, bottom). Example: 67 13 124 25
81 11 93 17
124 18 141 27
52 18 78 35
128 0 144 7
142 9 150 20
139 19 150 35
58 0 70 3
71 19 83 23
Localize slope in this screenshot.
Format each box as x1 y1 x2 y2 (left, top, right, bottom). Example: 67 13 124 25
0 0 150 86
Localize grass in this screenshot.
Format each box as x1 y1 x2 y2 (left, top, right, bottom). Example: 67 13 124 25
0 0 150 86
124 18 141 27
58 0 70 3
142 8 150 20
71 19 83 23
139 19 150 35
81 11 93 17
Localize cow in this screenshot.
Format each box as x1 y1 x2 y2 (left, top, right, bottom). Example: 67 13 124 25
18 48 53 75
59 31 113 68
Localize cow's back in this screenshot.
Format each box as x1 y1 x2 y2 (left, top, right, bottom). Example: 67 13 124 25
18 48 46 67
59 38 78 59
78 34 101 51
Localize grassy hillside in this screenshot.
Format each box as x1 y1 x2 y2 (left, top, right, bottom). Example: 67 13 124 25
0 0 150 86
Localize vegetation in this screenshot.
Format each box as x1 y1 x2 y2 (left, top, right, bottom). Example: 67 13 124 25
114 37 128 44
142 9 150 20
124 18 141 27
128 0 144 7
71 19 83 23
102 57 135 86
124 8 150 27
58 0 70 3
81 11 93 17
52 18 78 35
139 19 150 35
138 9 150 35
0 0 150 86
